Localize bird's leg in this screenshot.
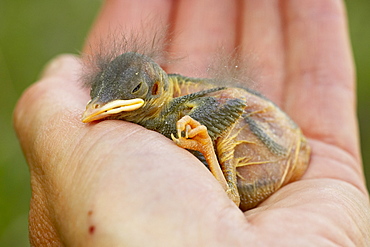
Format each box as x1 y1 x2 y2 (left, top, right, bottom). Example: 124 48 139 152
171 115 240 206
215 130 242 206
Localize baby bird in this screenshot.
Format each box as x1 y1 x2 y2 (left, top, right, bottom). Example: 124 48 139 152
82 52 310 210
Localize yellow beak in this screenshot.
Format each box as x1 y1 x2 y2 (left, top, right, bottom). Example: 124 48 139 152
82 98 145 123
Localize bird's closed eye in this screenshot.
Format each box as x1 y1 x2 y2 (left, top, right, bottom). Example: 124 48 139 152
132 82 142 94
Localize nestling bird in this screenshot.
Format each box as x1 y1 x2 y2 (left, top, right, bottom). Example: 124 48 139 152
82 52 311 211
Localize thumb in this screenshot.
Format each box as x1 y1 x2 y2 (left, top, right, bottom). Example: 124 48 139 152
14 54 87 148
13 54 89 246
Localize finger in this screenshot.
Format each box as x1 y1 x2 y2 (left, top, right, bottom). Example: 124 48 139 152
14 54 87 153
84 0 173 55
14 55 90 244
166 0 238 77
282 0 360 161
238 1 286 105
13 55 88 189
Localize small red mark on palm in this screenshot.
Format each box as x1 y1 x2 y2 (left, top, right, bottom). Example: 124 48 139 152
89 225 95 234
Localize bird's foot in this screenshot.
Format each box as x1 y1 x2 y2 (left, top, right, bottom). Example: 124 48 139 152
171 115 212 152
171 116 240 206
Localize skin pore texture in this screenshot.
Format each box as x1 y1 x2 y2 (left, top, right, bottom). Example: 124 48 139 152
13 0 370 246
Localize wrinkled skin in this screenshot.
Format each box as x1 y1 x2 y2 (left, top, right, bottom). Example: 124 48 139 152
13 0 370 246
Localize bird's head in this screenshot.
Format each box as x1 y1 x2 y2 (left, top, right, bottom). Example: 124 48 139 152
82 52 171 123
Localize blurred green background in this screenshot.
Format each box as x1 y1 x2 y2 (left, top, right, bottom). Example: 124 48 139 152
0 1 369 245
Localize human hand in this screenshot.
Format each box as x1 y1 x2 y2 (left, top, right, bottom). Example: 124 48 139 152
14 0 370 246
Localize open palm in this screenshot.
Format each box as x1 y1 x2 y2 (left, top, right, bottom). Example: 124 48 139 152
14 0 369 246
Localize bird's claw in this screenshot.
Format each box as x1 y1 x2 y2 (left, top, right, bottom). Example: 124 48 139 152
171 116 212 151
